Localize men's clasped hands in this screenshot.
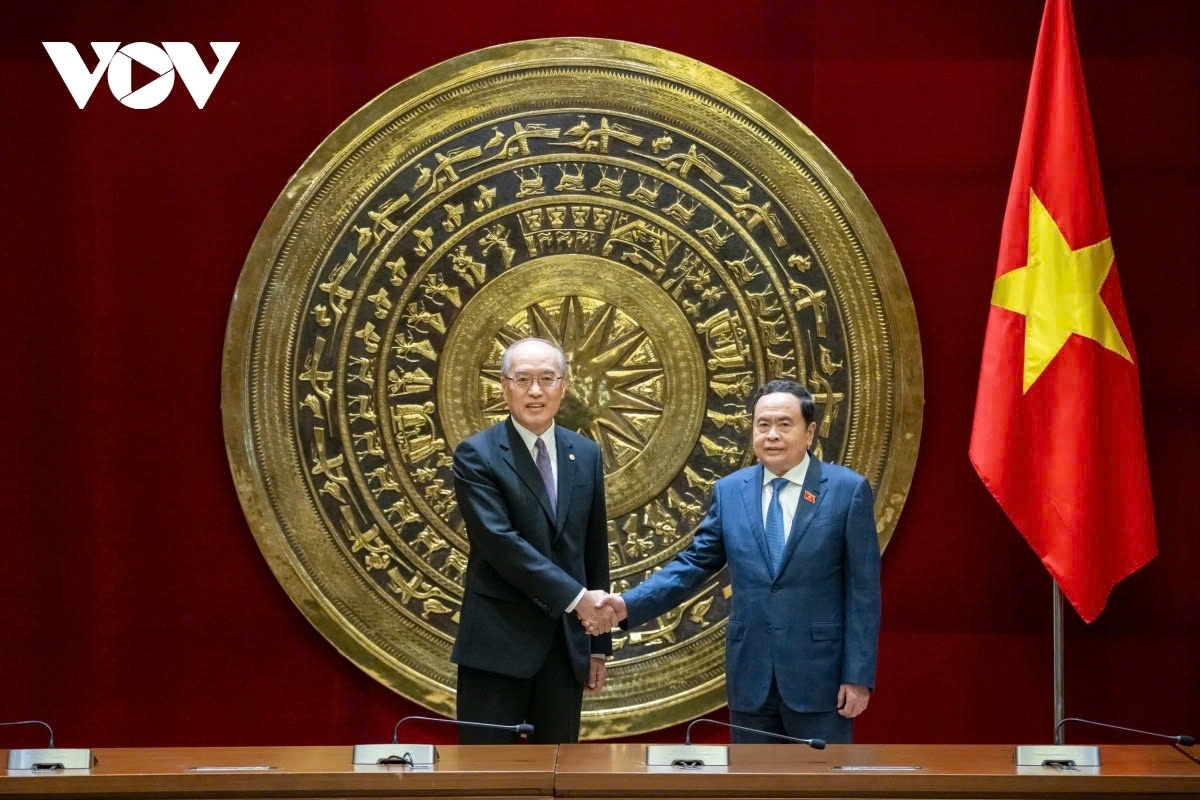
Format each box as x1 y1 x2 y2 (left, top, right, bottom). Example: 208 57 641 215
576 591 627 635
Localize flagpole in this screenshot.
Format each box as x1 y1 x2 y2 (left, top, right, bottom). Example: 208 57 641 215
1053 581 1065 744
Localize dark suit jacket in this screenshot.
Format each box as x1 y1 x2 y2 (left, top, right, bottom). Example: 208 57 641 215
621 457 881 713
451 418 612 685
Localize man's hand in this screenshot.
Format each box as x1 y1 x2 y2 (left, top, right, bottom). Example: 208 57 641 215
837 684 870 718
576 589 617 634
597 593 627 623
584 657 607 695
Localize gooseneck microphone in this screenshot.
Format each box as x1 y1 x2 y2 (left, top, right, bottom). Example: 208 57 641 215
1055 717 1194 747
3 720 94 770
0 721 54 747
355 716 536 765
392 715 534 743
685 718 826 749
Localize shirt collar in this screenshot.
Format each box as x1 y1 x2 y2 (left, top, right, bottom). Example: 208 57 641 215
763 452 810 487
510 417 556 453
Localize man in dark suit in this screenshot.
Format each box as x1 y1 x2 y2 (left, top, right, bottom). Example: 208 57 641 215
451 337 615 744
596 380 880 744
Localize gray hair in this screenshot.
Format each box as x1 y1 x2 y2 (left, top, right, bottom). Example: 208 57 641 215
501 337 568 377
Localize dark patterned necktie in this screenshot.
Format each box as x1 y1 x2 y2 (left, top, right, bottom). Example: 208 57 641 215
534 437 556 515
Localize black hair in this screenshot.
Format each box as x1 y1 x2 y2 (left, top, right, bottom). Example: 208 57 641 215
746 379 815 426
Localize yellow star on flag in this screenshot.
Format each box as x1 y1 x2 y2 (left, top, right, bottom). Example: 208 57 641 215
990 190 1132 392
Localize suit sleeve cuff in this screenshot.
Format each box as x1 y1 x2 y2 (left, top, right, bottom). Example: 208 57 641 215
564 586 587 613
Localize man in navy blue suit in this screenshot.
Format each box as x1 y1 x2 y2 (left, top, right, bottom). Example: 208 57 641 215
596 379 881 743
451 338 615 744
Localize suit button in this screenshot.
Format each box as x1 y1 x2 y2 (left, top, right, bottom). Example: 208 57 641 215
770 585 780 593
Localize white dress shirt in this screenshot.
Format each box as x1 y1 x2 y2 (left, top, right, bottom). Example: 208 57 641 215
761 453 811 543
511 417 558 488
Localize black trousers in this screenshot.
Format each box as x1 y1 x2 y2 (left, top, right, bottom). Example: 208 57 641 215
455 627 584 744
728 674 854 744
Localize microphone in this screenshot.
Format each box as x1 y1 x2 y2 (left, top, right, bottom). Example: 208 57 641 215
1055 717 1194 747
353 716 535 765
685 718 826 749
2 720 93 770
391 715 534 743
0 720 54 747
647 717 825 767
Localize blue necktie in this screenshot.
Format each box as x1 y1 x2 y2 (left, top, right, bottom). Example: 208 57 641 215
534 437 557 516
765 477 788 573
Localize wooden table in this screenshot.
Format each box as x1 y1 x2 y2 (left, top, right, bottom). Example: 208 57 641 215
4 744 1197 798
555 743 1200 798
0 745 558 799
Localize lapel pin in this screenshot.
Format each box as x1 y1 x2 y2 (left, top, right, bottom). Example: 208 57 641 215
569 453 575 461
803 490 817 504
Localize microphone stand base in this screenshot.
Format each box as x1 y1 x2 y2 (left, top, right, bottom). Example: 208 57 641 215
646 744 729 767
352 743 438 766
6 749 94 771
1015 745 1101 768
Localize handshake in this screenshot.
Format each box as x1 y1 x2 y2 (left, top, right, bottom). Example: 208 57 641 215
575 590 628 635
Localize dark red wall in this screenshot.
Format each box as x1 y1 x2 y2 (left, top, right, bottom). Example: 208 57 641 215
1 0 1196 748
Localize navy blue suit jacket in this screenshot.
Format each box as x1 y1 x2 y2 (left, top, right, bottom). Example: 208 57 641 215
451 419 611 685
622 457 881 713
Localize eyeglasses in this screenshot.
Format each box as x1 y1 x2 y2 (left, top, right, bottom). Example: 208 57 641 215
503 374 563 391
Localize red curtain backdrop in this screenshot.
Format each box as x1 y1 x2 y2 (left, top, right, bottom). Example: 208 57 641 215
1 0 1195 747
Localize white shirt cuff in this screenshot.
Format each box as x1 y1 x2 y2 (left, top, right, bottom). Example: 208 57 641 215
564 586 588 613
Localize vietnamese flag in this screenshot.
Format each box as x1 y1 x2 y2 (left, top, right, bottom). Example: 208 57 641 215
969 0 1156 622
